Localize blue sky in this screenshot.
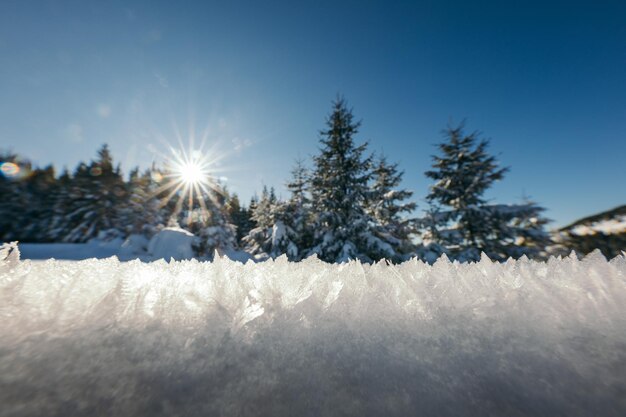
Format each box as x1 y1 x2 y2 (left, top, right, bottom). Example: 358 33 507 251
0 0 624 226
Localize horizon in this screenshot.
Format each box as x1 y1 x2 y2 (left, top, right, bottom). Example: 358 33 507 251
1 0 625 227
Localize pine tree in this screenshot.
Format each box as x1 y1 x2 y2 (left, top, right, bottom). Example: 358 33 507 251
278 160 314 260
21 165 58 242
225 192 253 247
423 122 551 261
367 155 417 262
57 144 128 242
309 98 390 263
180 179 237 258
121 168 164 238
243 186 279 258
48 168 73 241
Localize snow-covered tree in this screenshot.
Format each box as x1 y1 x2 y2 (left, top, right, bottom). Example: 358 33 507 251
175 180 237 258
367 155 417 262
47 169 73 241
225 192 253 247
422 123 551 261
278 160 314 260
53 145 128 242
121 167 165 238
308 98 392 263
21 165 58 242
243 186 281 258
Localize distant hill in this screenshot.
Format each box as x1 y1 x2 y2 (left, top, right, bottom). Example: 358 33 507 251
556 205 626 259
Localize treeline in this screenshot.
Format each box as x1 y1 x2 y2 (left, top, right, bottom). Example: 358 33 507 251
0 98 553 263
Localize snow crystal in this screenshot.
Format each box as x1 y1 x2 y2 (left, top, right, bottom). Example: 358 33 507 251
1 242 625 416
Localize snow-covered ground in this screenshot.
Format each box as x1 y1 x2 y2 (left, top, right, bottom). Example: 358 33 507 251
1 242 625 416
570 215 626 236
19 241 124 260
19 227 252 263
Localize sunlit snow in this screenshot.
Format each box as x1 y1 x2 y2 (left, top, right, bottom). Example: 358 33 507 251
570 215 626 236
1 242 625 416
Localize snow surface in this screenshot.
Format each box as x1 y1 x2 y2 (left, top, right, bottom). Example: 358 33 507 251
19 228 253 263
18 241 121 260
1 242 625 417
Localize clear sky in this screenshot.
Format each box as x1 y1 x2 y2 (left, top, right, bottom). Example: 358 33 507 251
1 0 624 227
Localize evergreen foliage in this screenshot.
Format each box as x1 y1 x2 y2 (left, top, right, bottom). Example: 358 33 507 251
422 123 551 261
122 167 165 237
249 161 315 261
225 193 253 247
243 186 280 258
0 103 556 263
279 160 314 260
368 155 417 262
309 98 394 263
191 187 237 258
56 145 128 242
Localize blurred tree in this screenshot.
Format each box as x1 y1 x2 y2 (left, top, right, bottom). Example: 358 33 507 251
422 122 551 261
225 192 253 247
21 164 58 242
367 155 417 262
243 185 280 258
54 144 128 242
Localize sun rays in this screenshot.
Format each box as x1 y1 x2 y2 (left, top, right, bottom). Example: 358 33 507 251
151 140 226 226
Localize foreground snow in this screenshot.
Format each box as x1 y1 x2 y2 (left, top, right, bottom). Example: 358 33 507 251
1 243 625 417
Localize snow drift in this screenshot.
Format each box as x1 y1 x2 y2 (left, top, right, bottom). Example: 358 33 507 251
1 243 625 417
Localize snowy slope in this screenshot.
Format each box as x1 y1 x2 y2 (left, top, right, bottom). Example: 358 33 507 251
569 214 626 236
562 205 626 235
1 242 625 417
557 205 626 258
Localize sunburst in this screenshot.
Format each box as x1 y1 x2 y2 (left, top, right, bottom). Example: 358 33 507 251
152 144 224 226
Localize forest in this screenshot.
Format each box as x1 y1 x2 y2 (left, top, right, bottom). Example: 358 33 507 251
1 98 554 263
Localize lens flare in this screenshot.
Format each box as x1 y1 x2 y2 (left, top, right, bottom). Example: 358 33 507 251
0 162 20 178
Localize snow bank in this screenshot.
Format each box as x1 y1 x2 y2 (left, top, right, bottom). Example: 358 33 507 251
1 244 625 417
146 227 195 261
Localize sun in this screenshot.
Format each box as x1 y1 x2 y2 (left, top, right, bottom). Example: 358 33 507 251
177 159 205 185
151 144 225 226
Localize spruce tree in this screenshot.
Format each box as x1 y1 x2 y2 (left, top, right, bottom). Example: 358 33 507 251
243 186 279 258
309 98 389 263
225 192 253 247
48 168 73 241
193 186 238 258
423 122 551 261
21 165 58 242
58 144 128 242
122 168 164 238
280 159 314 260
368 155 417 262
